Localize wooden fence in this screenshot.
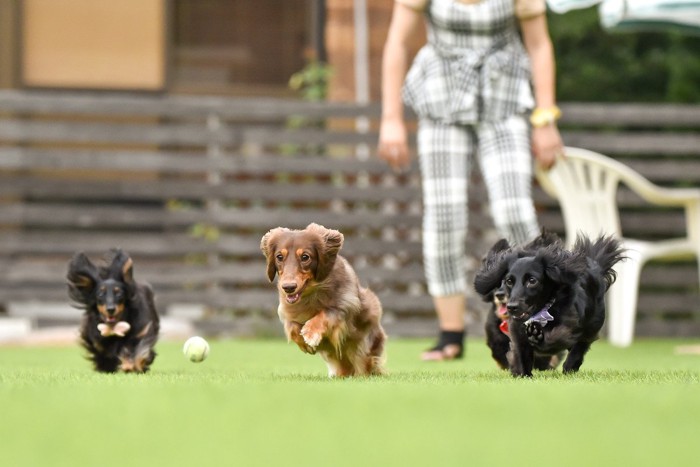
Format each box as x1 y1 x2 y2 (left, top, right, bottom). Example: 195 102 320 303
0 90 698 338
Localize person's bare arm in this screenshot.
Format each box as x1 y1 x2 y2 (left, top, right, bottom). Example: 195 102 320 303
378 3 424 171
520 14 564 170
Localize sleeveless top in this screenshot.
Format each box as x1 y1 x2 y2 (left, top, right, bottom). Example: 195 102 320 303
402 0 535 124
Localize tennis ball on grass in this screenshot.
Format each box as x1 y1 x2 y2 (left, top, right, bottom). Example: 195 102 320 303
183 336 210 363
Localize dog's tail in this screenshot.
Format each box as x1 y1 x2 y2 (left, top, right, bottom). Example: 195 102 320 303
574 234 626 290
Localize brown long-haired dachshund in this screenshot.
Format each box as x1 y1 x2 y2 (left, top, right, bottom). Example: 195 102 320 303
260 223 386 377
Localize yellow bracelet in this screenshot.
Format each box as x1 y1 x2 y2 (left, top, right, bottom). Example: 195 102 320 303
530 106 561 128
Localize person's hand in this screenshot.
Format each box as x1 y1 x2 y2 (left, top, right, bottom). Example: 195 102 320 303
378 117 411 171
531 124 563 170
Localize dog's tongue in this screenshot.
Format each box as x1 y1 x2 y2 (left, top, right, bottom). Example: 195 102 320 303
286 293 301 304
497 305 508 318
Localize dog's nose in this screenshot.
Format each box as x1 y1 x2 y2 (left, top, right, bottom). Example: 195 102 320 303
506 303 519 314
494 291 506 301
281 283 297 294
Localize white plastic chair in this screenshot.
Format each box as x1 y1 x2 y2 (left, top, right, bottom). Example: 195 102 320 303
535 146 700 347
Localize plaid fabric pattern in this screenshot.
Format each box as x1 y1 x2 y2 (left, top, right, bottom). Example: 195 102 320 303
402 0 535 124
417 116 538 296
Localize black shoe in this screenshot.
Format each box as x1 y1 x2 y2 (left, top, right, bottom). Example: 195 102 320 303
421 330 465 361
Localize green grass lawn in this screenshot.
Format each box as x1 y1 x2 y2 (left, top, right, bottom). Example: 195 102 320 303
1 337 699 467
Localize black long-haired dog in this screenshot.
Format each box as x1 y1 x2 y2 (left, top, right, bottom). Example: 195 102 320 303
67 249 160 373
475 234 624 377
481 230 565 371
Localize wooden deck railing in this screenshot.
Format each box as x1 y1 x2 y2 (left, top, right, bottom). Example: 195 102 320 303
0 90 698 337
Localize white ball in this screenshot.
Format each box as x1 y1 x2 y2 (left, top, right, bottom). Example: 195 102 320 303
183 336 210 363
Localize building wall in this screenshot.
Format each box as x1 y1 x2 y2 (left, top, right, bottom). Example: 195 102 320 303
0 1 18 89
21 0 167 90
0 0 313 96
1 0 417 99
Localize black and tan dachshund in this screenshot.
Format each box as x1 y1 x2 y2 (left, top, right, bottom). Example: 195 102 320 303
67 249 159 373
475 234 624 377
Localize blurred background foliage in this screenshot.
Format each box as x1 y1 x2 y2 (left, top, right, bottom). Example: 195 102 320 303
549 7 700 102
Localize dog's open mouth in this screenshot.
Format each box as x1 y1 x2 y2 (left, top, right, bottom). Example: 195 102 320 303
510 311 530 321
286 293 301 304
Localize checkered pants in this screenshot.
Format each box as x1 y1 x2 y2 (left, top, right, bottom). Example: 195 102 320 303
417 115 539 296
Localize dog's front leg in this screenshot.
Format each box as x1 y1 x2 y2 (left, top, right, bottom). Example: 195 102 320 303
509 324 535 377
510 346 535 377
284 320 316 354
301 310 348 356
300 310 330 351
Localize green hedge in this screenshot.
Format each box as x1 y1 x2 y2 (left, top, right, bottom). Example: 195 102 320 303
550 7 700 102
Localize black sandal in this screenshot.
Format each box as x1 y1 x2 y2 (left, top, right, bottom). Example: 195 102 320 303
421 330 465 361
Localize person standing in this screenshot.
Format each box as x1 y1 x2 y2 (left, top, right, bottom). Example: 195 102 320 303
378 0 564 361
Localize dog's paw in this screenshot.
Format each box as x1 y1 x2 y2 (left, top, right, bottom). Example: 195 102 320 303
285 321 316 354
300 315 326 350
525 321 544 346
119 357 136 372
292 337 317 355
300 326 323 349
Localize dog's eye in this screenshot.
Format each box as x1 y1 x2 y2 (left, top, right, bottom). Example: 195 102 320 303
505 277 514 287
300 253 310 262
275 254 284 262
527 277 538 287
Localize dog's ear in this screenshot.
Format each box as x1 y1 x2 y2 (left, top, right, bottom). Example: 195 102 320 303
482 238 510 265
260 228 287 282
67 252 99 306
122 256 134 283
106 249 134 283
474 251 513 297
490 238 511 255
539 248 585 286
307 223 344 282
